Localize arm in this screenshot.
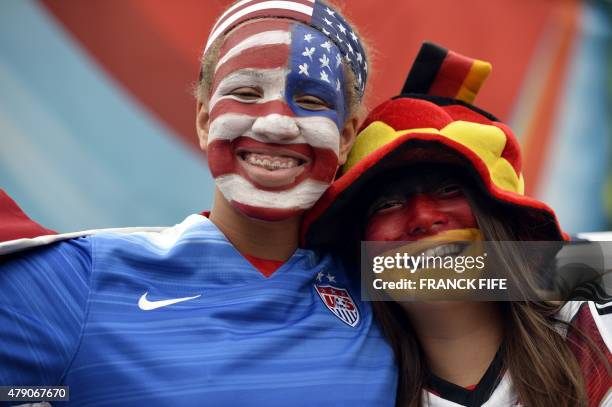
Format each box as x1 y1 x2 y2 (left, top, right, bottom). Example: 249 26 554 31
560 301 612 406
0 237 91 386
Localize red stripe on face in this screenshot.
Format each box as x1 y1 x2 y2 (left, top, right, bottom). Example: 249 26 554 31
218 19 292 57
231 201 303 222
207 137 338 190
234 136 314 157
364 193 476 242
211 45 291 95
209 99 295 122
428 51 473 99
216 9 311 41
213 0 312 36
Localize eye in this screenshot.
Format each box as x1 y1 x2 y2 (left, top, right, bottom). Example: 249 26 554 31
436 183 462 198
294 94 331 111
369 198 405 215
228 86 262 101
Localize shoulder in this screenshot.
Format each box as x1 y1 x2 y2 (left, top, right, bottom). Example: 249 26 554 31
558 301 612 406
558 301 612 352
0 237 93 385
0 236 94 308
1 236 93 279
92 214 225 258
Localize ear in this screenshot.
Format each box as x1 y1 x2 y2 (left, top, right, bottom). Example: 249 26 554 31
338 115 360 165
196 100 210 152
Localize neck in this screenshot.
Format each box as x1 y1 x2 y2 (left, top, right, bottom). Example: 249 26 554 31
401 302 503 387
209 189 300 261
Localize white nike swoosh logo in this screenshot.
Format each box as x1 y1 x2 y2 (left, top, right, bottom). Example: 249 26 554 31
138 292 201 311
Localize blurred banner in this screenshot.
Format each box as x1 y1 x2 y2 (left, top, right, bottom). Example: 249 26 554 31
0 0 610 233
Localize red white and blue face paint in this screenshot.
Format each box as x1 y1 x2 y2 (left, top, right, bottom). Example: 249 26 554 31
204 0 368 98
207 19 347 221
364 175 478 242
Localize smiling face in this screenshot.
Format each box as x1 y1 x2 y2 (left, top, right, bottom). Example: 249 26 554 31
364 169 478 242
200 19 352 221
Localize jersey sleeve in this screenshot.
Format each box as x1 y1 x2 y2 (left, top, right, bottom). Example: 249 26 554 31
0 237 92 386
560 301 612 406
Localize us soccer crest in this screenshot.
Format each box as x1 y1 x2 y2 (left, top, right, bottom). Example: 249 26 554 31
315 284 360 327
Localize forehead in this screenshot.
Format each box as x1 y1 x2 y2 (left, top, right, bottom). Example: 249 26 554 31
375 166 469 194
219 19 293 56
210 18 348 127
215 19 342 80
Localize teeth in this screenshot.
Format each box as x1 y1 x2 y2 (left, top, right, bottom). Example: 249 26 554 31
243 152 301 171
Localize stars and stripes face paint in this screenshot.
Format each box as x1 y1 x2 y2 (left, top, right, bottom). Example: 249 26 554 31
204 0 368 98
207 19 348 221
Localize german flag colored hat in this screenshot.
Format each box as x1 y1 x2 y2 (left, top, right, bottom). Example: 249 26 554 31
302 42 568 248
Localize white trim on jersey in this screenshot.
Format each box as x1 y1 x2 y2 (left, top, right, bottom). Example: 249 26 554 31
557 301 584 324
0 215 218 256
0 226 168 256
424 372 519 407
601 390 612 406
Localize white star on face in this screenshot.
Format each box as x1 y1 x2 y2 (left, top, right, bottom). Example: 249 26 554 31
323 17 333 26
319 53 331 70
350 31 358 42
320 70 330 83
298 63 309 76
337 24 347 34
326 273 336 283
316 271 325 281
302 46 315 60
336 78 341 91
320 40 333 53
364 61 368 73
347 43 354 54
303 33 314 43
322 28 330 36
335 33 343 44
356 52 363 63
345 54 351 63
335 53 342 67
358 73 362 85
325 7 336 16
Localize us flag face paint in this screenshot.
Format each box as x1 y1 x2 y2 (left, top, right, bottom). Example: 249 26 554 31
207 19 348 221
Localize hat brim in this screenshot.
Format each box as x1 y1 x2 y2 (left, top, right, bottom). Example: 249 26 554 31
302 132 567 249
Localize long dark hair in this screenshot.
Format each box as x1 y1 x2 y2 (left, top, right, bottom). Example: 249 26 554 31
371 185 607 407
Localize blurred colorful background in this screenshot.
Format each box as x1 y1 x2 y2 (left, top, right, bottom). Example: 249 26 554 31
0 0 610 233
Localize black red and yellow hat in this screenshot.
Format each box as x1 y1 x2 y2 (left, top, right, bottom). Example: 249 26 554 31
302 42 568 248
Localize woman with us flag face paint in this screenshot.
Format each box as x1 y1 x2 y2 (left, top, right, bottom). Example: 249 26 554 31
0 1 397 405
194 1 366 260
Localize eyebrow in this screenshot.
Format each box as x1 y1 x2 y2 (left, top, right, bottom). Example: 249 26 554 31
211 67 288 97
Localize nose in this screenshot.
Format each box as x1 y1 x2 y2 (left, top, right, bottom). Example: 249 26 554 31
251 113 300 142
403 194 449 238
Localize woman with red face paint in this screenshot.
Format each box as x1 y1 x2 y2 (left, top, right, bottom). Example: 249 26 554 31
0 2 398 405
303 43 611 406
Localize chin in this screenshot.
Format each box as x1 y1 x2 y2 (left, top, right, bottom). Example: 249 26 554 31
232 201 305 222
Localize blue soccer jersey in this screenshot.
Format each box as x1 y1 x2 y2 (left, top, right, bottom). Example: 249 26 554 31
0 215 397 406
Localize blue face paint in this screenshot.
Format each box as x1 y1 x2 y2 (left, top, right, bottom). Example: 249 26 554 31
285 23 347 130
